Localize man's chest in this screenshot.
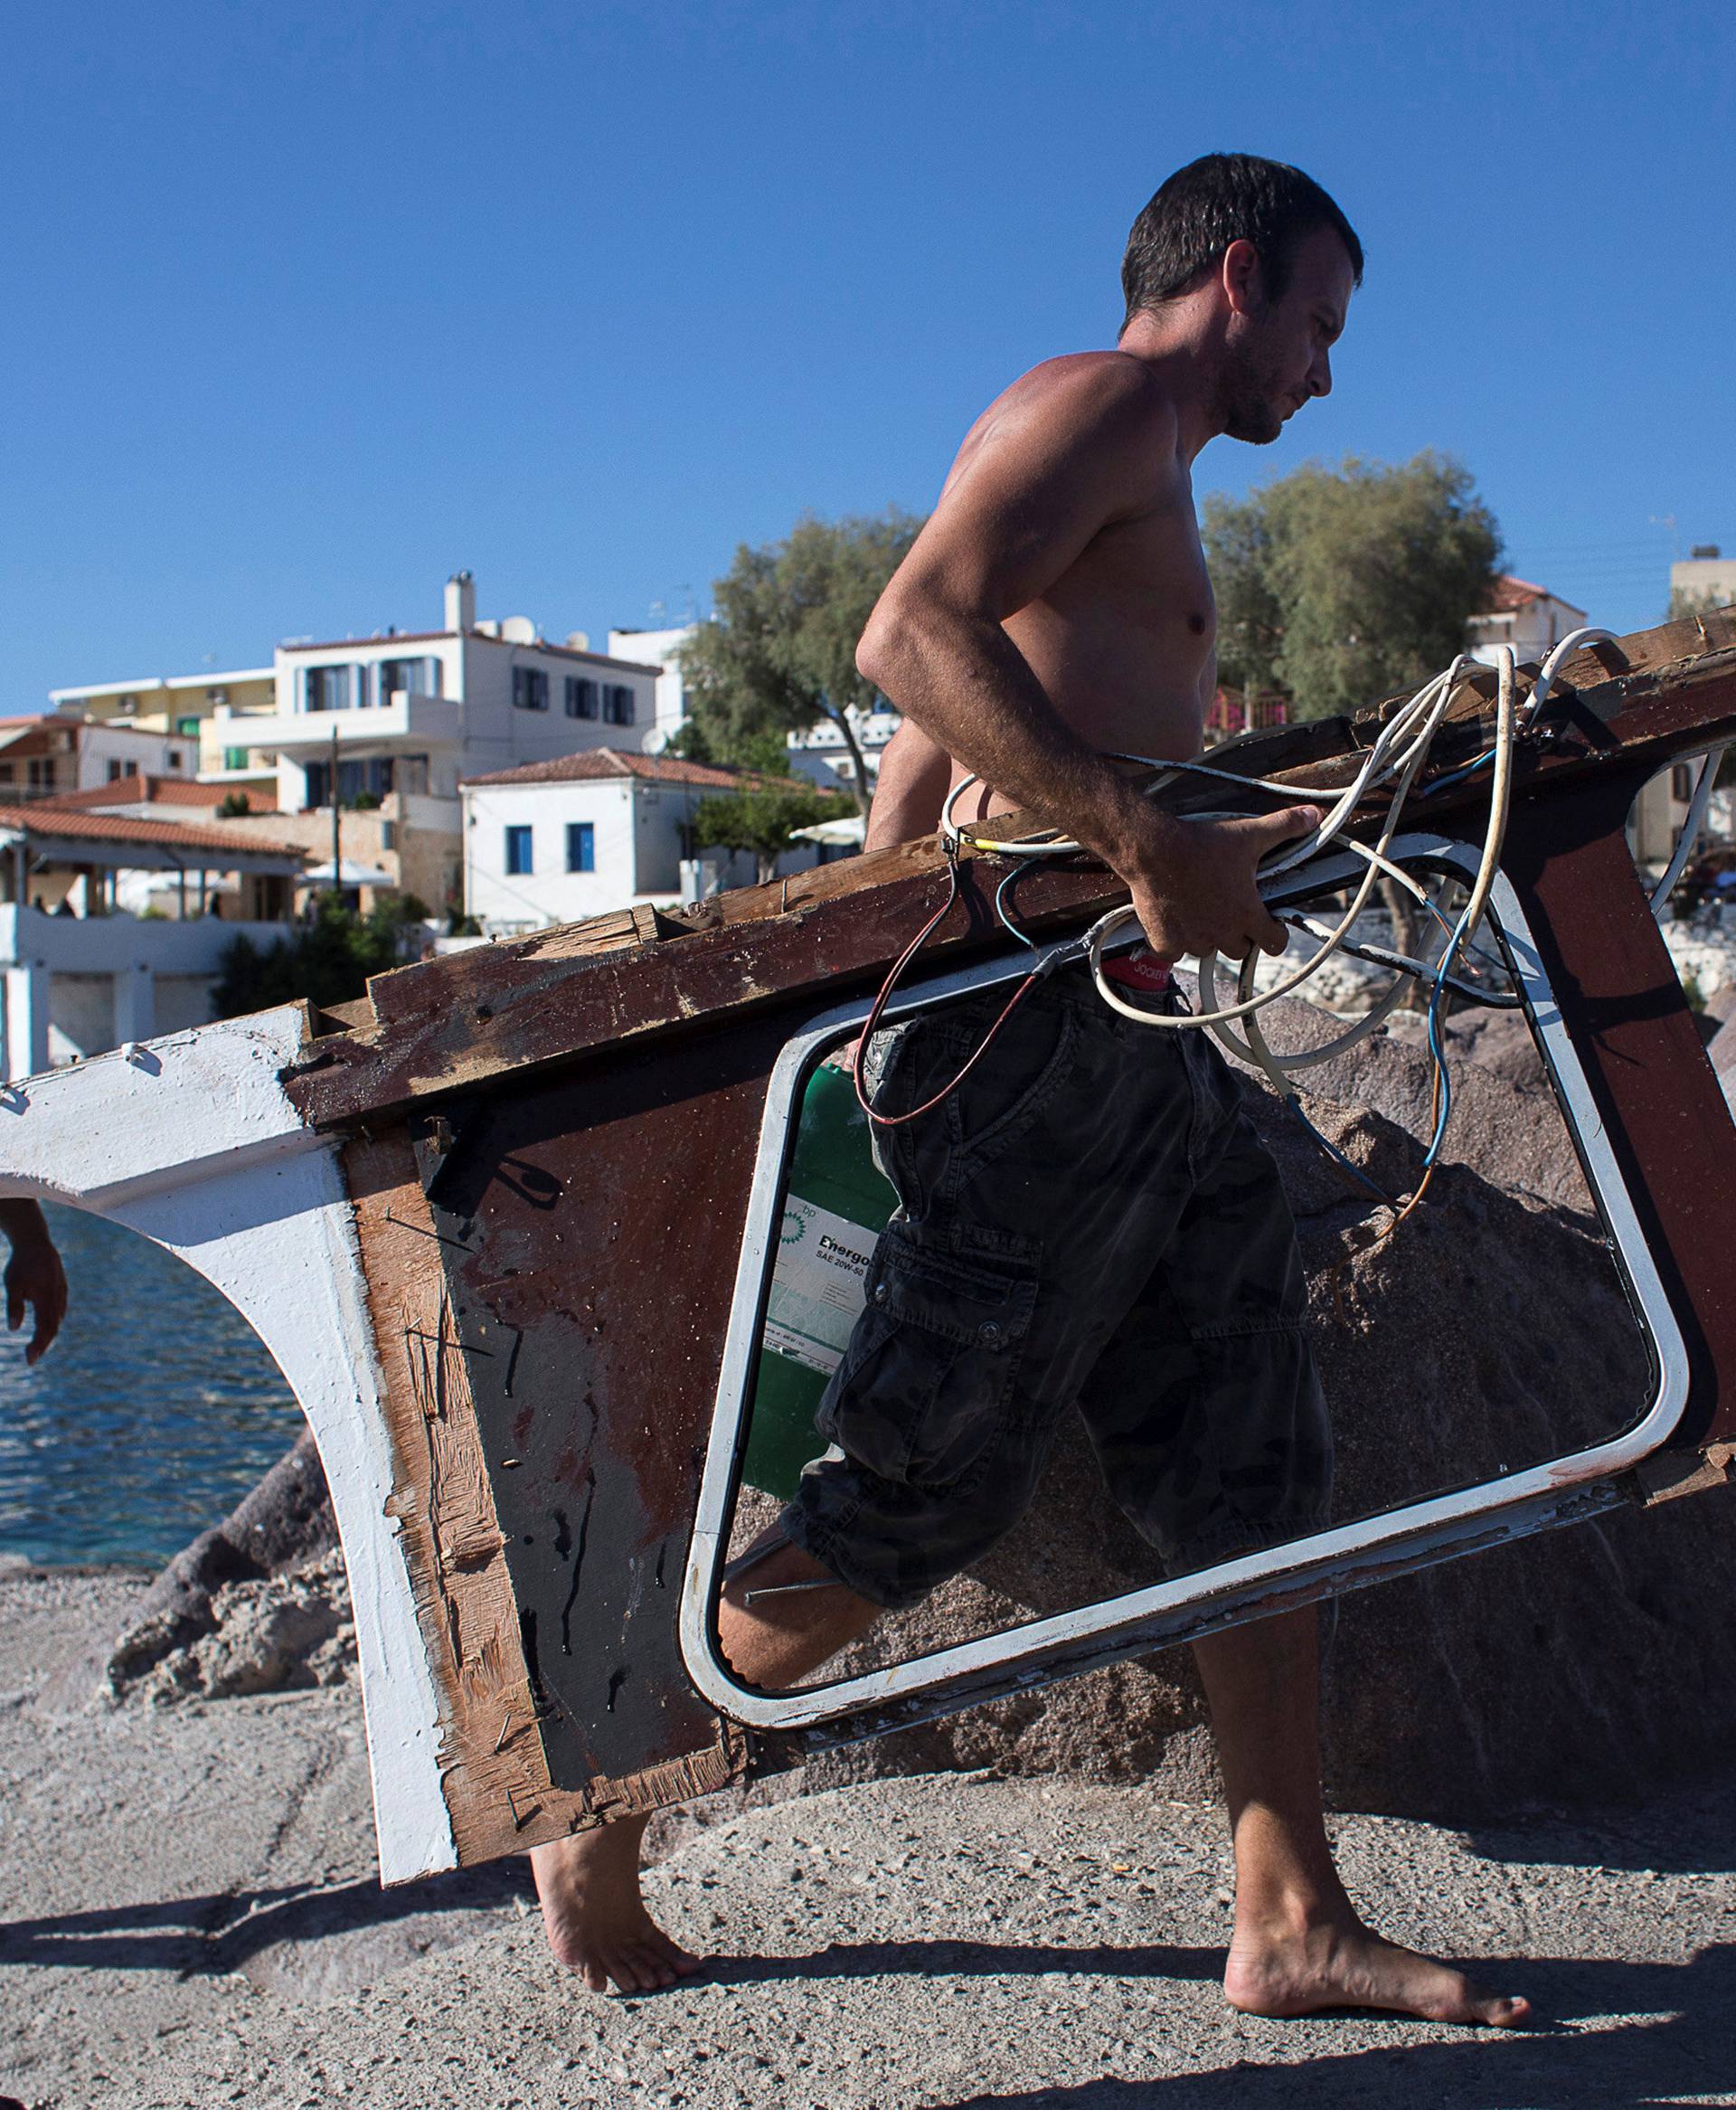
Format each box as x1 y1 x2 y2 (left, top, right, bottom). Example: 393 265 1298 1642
1042 504 1217 671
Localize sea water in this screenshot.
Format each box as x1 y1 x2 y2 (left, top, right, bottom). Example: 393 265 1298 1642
0 1202 302 1568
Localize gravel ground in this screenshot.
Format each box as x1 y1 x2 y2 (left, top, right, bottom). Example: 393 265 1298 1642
3 1570 1734 2110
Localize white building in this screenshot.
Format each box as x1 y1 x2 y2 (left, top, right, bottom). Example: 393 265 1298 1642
47 667 276 788
0 715 198 803
460 750 826 936
0 803 306 1077
44 575 665 916
605 623 701 752
1467 575 1590 668
246 573 662 814
1672 546 1736 613
786 705 901 796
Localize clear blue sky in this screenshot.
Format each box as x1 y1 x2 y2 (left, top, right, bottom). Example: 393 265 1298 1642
3 2 1730 711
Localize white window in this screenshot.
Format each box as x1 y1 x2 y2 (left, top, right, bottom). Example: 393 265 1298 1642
305 665 357 713
379 657 441 703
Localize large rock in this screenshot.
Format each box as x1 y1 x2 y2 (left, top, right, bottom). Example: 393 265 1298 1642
113 1547 356 1706
104 1427 342 1704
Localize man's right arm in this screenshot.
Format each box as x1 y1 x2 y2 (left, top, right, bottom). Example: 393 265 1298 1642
857 361 1312 960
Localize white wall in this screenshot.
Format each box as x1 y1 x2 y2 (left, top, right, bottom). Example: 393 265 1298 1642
1672 556 1736 610
270 636 660 815
454 639 660 780
1468 593 1589 669
462 775 816 932
78 723 198 787
605 624 697 752
465 779 653 930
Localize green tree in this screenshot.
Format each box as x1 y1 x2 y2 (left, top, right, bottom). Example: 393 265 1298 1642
691 781 845 887
679 508 925 810
1668 583 1732 621
211 894 420 1020
1204 452 1502 720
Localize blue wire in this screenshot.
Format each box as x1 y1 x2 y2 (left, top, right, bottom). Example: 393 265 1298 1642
1420 894 1480 1169
995 864 1038 949
1282 1094 1394 1202
1420 748 1497 799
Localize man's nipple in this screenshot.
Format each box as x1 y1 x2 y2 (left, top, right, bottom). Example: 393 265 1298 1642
1188 610 1207 635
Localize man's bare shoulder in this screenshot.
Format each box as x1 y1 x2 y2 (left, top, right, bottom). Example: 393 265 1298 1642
943 350 1177 503
989 349 1177 439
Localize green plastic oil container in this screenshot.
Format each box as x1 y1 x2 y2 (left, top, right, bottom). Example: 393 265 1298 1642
742 1059 898 1500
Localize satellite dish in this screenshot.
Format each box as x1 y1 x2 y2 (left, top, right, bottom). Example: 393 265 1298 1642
501 616 537 645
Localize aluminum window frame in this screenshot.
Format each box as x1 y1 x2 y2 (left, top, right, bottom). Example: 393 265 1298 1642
677 835 1689 1739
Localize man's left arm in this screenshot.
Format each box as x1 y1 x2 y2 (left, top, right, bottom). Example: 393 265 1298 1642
863 723 953 852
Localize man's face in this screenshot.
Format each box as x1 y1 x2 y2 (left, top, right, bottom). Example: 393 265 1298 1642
1217 227 1355 446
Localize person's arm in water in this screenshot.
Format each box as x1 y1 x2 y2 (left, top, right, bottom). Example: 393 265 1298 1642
857 363 1311 962
862 722 953 851
0 1200 67 1365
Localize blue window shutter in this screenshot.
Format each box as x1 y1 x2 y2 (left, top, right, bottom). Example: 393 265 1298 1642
567 822 594 873
505 825 533 875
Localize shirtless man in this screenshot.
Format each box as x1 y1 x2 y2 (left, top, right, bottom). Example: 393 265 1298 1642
533 154 1529 2030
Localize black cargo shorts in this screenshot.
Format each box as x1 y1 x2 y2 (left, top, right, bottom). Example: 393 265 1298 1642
778 963 1332 1610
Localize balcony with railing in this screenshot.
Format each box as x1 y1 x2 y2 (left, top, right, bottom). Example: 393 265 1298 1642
240 688 464 754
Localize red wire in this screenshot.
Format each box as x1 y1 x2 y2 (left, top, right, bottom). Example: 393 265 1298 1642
850 848 1049 1129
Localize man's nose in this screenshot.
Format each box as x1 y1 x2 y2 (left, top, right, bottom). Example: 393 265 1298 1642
1310 351 1333 399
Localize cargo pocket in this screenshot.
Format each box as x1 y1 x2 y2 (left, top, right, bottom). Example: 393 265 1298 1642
816 1228 1037 1493
948 997 1077 1179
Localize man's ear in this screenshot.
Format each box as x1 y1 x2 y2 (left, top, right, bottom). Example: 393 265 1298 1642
1221 238 1265 317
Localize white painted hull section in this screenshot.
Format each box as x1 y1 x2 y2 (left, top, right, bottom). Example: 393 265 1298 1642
0 1009 455 1882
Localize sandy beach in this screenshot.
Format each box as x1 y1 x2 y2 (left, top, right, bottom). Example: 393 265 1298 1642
2 1566 1732 2110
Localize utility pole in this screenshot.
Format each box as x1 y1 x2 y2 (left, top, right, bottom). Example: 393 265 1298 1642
330 723 341 904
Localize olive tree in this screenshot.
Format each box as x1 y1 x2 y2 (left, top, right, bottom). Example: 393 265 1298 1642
1204 452 1502 721
679 509 925 810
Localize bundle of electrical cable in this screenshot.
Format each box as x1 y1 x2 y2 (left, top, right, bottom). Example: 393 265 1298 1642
858 625 1725 1227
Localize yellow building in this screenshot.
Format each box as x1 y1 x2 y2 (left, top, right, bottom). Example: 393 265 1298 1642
47 667 278 790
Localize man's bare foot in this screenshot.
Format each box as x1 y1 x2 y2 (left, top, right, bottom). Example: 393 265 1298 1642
1224 1907 1531 2028
530 1817 704 1996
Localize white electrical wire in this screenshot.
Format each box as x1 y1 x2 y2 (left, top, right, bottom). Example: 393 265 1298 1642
1084 652 1496 1032
938 648 1525 1116
1649 743 1729 921
1518 627 1618 729
929 624 1723 1214
1204 652 1517 1101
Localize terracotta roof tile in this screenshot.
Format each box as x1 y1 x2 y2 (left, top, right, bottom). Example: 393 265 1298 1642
459 748 816 793
37 777 277 813
1482 573 1550 613
0 804 307 859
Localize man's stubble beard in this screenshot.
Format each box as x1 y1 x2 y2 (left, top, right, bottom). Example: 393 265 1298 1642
1215 325 1288 447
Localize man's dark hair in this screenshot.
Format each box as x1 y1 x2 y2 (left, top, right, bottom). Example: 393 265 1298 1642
1121 154 1363 326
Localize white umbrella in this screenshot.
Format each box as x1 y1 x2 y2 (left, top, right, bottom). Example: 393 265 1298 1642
302 859 397 885
789 814 866 848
